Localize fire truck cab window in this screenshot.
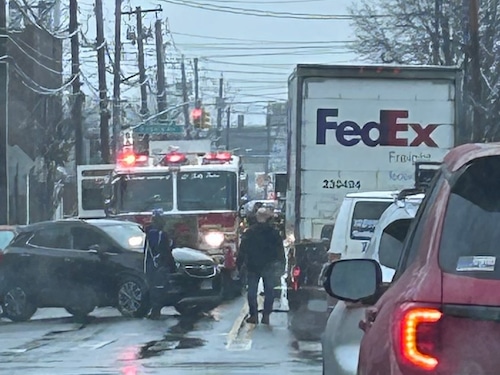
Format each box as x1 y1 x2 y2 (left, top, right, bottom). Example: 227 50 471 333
177 171 237 211
82 179 106 210
116 174 173 212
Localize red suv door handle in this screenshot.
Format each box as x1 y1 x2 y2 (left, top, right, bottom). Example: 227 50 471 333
359 307 378 332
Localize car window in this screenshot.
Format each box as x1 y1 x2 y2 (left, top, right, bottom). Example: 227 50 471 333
350 201 393 240
393 173 444 279
70 227 111 251
98 224 145 252
0 230 15 249
29 226 71 249
439 156 500 279
378 219 413 270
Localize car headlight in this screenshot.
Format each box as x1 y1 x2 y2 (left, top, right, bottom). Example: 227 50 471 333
204 231 225 248
128 236 144 247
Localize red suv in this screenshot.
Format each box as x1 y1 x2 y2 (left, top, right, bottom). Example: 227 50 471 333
324 143 500 375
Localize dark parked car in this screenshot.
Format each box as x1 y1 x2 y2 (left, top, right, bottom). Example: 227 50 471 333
0 219 222 322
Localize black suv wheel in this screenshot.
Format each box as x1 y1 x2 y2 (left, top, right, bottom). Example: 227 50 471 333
116 276 150 318
2 285 37 322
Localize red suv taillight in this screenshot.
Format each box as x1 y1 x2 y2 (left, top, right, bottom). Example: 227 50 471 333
395 304 442 372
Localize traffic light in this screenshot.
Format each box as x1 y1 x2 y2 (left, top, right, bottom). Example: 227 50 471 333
191 108 202 128
201 109 211 129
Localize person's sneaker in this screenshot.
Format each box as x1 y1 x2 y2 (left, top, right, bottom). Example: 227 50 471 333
246 315 258 324
261 314 270 325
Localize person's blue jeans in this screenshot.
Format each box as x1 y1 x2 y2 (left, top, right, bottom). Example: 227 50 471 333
247 266 275 317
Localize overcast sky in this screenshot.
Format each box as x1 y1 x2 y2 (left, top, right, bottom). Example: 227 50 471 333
77 0 361 125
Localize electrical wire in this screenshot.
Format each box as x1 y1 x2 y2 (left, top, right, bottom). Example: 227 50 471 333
7 36 64 75
170 30 351 44
12 0 78 39
159 0 391 20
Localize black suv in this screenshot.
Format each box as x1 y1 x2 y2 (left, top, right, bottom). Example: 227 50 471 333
0 219 221 322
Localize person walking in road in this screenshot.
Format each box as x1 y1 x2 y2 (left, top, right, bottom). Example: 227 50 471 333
237 207 285 325
143 209 176 320
246 201 264 226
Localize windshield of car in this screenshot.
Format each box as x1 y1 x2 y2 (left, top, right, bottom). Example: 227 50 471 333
439 156 500 279
0 230 15 249
98 223 145 251
115 173 173 213
351 201 393 240
177 171 237 211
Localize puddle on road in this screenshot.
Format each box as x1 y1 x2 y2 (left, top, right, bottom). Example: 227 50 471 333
138 334 206 359
137 315 209 359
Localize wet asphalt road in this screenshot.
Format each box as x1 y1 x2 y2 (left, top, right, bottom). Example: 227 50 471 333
0 296 323 375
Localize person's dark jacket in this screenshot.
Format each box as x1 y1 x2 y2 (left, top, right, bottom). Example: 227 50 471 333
237 222 285 273
144 226 176 273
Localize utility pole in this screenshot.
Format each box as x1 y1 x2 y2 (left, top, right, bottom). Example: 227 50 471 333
95 0 110 163
112 0 122 158
226 106 230 150
468 0 481 141
122 7 162 118
264 111 272 199
0 0 8 224
70 0 84 166
194 57 199 107
155 19 166 118
180 56 190 135
135 7 148 117
217 75 223 130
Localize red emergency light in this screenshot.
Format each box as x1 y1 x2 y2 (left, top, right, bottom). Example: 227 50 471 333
117 151 148 167
203 151 232 164
162 151 187 166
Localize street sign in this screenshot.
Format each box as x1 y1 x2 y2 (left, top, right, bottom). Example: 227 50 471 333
133 122 184 135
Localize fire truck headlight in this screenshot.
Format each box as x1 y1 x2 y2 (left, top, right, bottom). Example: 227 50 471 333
204 231 225 248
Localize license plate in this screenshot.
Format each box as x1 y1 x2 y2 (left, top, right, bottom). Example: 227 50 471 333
201 280 213 290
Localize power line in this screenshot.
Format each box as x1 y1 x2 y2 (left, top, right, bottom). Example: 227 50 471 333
171 30 351 44
197 0 328 3
159 0 392 20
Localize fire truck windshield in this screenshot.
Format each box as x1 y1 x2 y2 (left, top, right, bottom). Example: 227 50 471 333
115 173 174 213
177 171 237 211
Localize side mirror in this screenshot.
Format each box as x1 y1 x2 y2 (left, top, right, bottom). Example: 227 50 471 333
323 259 382 303
378 218 413 270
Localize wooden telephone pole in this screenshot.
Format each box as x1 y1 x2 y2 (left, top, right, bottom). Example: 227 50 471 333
0 0 8 224
112 0 122 158
180 56 190 133
70 0 84 165
95 0 110 163
122 6 161 118
468 0 482 141
155 19 166 117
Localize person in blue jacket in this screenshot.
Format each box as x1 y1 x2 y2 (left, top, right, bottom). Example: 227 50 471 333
143 209 176 319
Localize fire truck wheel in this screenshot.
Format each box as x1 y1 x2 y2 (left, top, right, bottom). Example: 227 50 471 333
116 276 150 318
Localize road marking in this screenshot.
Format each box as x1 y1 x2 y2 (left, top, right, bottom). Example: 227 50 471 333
225 301 248 350
225 295 265 351
78 339 117 350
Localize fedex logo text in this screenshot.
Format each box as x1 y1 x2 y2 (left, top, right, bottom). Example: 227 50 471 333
316 109 439 147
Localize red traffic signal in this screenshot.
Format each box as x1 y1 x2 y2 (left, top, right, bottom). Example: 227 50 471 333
191 108 202 120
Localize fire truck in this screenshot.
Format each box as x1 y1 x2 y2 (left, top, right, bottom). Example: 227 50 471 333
78 147 248 297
